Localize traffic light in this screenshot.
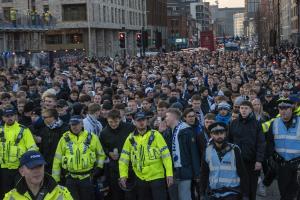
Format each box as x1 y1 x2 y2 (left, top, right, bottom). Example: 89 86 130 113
155 31 162 49
119 32 126 48
143 31 148 48
136 33 142 47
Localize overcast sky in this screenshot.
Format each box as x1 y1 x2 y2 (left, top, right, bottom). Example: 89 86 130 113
204 0 245 8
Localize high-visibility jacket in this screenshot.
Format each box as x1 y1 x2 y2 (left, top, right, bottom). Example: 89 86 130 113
205 143 240 198
52 130 105 182
262 106 300 133
0 122 38 169
272 116 300 161
119 129 173 181
3 174 73 200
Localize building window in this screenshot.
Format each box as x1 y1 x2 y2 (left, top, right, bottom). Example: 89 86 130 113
43 5 49 12
122 10 125 24
66 34 83 44
111 7 114 23
62 4 87 21
2 7 11 21
103 6 106 22
46 35 63 44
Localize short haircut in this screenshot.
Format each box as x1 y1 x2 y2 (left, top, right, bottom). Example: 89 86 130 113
191 94 201 101
114 103 126 110
79 94 91 103
182 108 194 118
42 108 58 119
112 94 122 100
88 103 101 114
167 108 182 119
157 101 169 109
44 93 57 101
107 109 121 119
240 100 254 110
142 97 152 103
1 92 11 100
204 113 216 120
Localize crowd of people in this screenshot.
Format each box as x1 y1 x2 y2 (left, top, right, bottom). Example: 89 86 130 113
0 48 299 200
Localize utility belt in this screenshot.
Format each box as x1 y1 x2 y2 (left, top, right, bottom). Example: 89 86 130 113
207 186 241 198
273 153 300 167
66 169 92 177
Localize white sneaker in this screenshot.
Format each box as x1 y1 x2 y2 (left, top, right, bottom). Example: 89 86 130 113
257 180 267 197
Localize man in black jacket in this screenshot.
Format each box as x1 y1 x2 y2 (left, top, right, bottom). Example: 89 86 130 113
100 109 135 200
228 101 266 200
40 108 68 174
164 108 200 200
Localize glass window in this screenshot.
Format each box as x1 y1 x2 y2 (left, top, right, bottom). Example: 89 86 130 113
46 35 63 44
62 4 87 21
66 34 83 44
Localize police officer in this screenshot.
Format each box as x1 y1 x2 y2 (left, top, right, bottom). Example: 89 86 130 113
0 105 38 199
119 112 173 200
265 98 300 200
52 115 106 200
262 94 300 134
3 151 73 200
200 122 249 200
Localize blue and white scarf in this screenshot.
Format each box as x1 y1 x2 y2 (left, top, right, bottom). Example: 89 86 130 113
47 118 63 130
87 114 102 137
172 121 190 168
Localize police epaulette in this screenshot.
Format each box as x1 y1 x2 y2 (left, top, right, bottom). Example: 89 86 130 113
19 124 27 129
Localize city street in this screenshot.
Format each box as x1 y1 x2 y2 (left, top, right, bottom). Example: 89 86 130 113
257 182 280 200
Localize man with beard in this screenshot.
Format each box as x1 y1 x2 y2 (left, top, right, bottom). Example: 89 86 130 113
200 122 249 200
100 109 135 200
0 105 38 199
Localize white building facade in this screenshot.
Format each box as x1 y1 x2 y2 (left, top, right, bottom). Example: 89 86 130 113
233 13 245 37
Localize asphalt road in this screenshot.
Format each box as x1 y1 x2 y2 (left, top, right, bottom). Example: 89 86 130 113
256 181 280 200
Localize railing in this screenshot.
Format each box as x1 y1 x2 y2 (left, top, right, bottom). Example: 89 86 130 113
0 11 56 31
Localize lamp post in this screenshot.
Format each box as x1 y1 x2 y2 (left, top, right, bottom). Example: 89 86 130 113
87 0 92 57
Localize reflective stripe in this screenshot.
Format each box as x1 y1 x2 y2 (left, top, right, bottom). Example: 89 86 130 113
119 157 129 164
97 160 104 165
276 148 300 154
52 170 61 175
57 194 63 200
274 135 300 140
211 177 240 184
9 195 14 200
209 165 235 171
55 153 62 160
160 146 168 153
121 149 130 156
161 153 171 159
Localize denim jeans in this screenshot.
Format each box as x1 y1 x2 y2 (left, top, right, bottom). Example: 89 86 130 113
169 179 192 200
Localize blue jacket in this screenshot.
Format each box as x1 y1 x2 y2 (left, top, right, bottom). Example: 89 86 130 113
163 125 200 180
